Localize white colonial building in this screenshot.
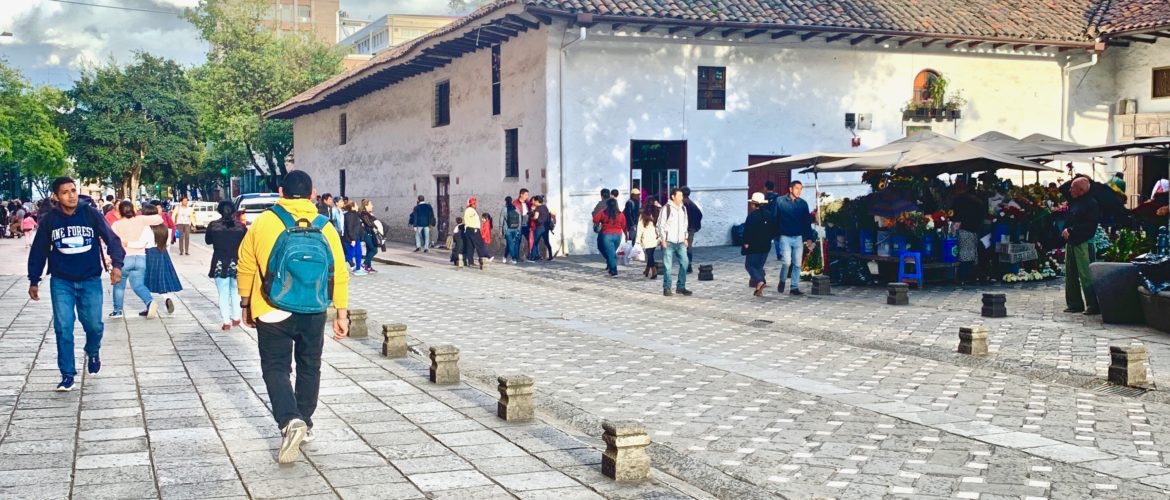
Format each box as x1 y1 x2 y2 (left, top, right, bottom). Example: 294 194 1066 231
268 0 1170 254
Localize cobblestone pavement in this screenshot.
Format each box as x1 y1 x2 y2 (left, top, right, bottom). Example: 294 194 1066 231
0 239 696 500
5 234 1170 499
343 241 1170 499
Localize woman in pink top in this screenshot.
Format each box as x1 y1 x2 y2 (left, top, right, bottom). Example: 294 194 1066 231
109 201 163 319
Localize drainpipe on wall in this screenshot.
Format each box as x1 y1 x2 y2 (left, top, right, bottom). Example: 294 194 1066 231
1061 51 1099 142
557 19 588 255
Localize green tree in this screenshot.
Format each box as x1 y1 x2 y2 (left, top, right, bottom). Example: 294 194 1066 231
0 60 69 197
187 0 343 191
61 53 202 198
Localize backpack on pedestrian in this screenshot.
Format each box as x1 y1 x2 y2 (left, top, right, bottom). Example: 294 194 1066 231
261 205 335 314
506 208 520 229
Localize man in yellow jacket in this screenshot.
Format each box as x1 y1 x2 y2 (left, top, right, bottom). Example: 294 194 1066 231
237 170 350 464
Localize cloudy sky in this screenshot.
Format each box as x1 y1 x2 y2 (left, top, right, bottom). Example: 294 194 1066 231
0 0 455 88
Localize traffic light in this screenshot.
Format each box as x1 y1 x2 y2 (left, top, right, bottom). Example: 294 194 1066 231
220 167 229 176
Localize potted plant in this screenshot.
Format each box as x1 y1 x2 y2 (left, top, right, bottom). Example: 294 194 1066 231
929 74 948 111
945 91 967 120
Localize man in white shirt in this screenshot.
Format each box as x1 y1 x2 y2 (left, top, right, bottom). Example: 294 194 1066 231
655 188 692 297
171 197 193 256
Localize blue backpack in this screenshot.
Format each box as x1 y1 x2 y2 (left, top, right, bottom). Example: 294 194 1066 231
261 205 335 314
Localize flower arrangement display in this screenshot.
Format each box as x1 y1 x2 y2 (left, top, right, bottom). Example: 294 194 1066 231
895 211 935 239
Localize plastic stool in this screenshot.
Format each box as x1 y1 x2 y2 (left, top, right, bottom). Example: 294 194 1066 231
897 251 924 289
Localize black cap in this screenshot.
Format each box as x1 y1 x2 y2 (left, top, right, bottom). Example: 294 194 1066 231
282 170 313 199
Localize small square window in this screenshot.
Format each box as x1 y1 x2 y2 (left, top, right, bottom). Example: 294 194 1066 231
434 81 450 127
1154 67 1170 99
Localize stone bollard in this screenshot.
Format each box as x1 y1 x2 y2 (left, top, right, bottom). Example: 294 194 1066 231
601 420 650 481
981 293 1007 318
497 375 535 421
348 309 368 338
381 324 407 358
1109 345 1148 387
697 264 714 281
887 283 909 305
957 326 989 356
811 275 831 295
429 345 460 385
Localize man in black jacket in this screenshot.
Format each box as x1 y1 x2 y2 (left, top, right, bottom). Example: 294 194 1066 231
682 187 703 273
1062 177 1100 315
411 195 434 252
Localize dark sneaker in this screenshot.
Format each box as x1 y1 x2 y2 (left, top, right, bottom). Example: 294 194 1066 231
1083 309 1101 316
676 288 693 296
1063 307 1085 313
790 289 804 296
414 248 421 252
278 418 308 464
108 311 123 319
87 355 101 375
423 249 428 253
663 288 673 297
165 298 175 314
777 283 785 294
138 310 149 317
56 376 75 392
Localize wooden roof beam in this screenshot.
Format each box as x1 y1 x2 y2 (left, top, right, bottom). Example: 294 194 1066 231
668 26 689 34
991 42 1006 49
1150 31 1170 38
695 26 714 37
1105 40 1132 47
640 24 655 33
505 14 541 30
480 25 519 38
610 23 623 31
872 35 893 44
897 36 921 47
744 29 767 39
945 40 963 48
850 34 870 45
825 33 849 42
1119 35 1158 44
922 38 941 47
771 30 794 39
966 41 981 48
800 32 819 41
532 14 553 25
721 28 740 37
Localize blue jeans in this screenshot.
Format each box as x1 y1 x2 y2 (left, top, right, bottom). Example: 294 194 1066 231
50 277 104 377
112 255 151 313
530 228 549 260
778 235 803 288
414 226 430 249
661 242 689 290
363 234 379 268
505 228 521 261
599 233 621 274
215 276 241 324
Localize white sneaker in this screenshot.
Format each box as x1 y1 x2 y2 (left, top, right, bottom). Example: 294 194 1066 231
278 419 308 464
302 428 316 443
146 301 158 319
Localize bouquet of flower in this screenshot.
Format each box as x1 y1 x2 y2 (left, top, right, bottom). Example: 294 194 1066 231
1052 202 1069 213
895 211 934 238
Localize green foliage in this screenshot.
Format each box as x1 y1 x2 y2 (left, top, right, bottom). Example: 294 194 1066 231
1100 228 1154 263
0 60 69 193
186 0 343 191
929 73 948 109
60 53 201 197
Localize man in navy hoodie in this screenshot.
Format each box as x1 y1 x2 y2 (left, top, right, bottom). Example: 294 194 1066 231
27 177 125 392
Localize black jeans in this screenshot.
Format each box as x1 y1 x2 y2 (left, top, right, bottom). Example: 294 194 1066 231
257 312 326 429
463 228 491 264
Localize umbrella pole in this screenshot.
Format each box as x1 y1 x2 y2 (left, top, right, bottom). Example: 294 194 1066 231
815 169 827 275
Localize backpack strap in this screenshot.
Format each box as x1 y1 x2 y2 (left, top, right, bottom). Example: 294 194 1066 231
270 204 298 229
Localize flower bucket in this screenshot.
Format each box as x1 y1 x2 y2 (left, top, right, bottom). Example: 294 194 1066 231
859 229 875 255
891 235 909 256
876 231 892 257
941 237 959 263
921 234 935 260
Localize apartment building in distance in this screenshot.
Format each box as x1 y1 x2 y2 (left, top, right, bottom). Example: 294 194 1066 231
263 0 341 46
340 14 458 57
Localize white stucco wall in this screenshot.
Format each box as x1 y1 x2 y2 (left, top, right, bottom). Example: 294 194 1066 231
292 14 548 251
554 26 1102 252
1111 38 1170 115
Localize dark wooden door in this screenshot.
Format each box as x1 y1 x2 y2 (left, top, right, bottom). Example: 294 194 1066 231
747 155 791 196
436 176 450 246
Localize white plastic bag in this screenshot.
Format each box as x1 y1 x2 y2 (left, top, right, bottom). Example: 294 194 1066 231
629 245 645 263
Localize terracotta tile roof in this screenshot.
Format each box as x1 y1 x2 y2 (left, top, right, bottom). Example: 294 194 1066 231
269 0 1170 120
1093 0 1170 35
526 0 1101 42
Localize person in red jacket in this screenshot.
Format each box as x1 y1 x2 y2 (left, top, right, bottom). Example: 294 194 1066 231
591 198 627 276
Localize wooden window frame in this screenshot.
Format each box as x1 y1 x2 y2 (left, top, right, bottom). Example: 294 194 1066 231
338 112 347 145
1154 66 1170 100
697 66 726 111
504 128 519 178
492 45 501 116
434 81 450 127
